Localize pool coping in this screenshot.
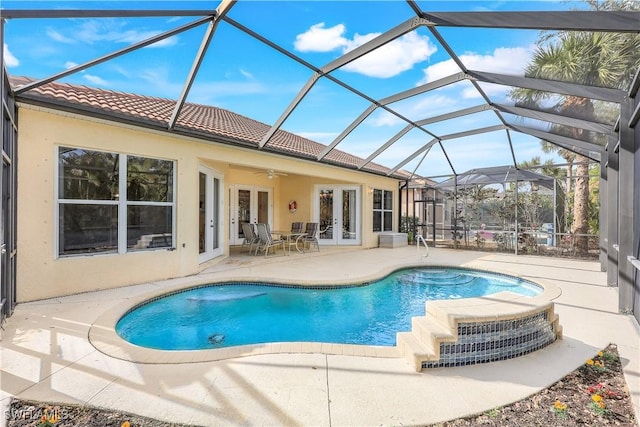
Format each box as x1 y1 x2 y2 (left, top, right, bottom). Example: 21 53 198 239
88 263 562 365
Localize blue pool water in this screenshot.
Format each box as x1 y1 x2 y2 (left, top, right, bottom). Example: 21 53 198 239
116 268 541 350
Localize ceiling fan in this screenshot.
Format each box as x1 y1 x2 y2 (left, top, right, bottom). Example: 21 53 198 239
253 169 288 180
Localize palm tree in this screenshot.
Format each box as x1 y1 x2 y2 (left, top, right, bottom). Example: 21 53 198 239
540 141 573 220
518 156 563 179
511 0 640 253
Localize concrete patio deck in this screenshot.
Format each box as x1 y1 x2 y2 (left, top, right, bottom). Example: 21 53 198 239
1 246 639 426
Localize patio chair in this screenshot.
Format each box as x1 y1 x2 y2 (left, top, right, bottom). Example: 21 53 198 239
301 222 320 252
241 222 259 254
291 221 304 233
255 223 286 257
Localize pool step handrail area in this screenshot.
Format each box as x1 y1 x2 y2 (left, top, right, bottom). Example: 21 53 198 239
396 292 562 371
416 235 429 260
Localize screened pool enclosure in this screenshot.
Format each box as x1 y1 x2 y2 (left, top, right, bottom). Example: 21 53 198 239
1 1 639 323
401 164 603 258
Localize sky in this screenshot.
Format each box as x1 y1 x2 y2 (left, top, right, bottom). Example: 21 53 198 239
1 0 590 179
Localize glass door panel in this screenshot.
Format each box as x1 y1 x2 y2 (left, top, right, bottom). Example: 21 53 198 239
257 190 269 224
237 189 251 243
340 189 357 243
316 186 361 245
318 189 334 242
212 177 220 251
199 172 206 254
199 166 223 263
230 186 272 245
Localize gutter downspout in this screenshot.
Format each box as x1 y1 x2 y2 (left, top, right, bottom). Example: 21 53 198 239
399 180 408 235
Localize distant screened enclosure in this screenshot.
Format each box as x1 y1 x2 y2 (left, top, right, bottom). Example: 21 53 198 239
401 164 601 258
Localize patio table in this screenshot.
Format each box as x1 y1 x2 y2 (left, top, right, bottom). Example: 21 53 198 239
273 231 307 254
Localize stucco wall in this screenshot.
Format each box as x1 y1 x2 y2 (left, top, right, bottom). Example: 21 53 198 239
17 105 399 301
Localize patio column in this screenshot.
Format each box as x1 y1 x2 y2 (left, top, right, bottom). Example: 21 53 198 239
553 179 557 248
453 174 458 249
599 147 607 272
631 72 640 323
606 134 619 286
617 94 636 313
514 170 518 256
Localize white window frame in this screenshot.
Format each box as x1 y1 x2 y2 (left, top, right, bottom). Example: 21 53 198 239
55 146 176 258
373 189 393 232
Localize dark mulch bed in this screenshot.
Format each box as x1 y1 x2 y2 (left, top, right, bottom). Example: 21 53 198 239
6 345 637 427
5 403 194 427
432 344 637 426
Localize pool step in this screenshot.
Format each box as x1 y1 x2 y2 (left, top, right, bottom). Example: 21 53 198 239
397 316 455 370
411 316 456 355
396 332 435 371
397 293 562 372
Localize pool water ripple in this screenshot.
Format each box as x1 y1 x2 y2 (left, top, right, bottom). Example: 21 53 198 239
116 267 541 350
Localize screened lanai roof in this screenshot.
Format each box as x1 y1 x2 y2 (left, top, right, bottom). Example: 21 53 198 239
1 1 638 178
433 165 555 191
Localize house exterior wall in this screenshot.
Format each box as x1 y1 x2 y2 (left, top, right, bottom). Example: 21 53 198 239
17 105 398 301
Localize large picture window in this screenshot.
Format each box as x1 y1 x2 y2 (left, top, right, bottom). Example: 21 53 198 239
58 147 174 256
373 189 393 232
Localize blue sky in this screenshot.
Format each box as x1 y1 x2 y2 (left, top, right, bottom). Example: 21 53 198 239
1 0 586 178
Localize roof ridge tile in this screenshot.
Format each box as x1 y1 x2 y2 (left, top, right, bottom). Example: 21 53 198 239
8 75 400 178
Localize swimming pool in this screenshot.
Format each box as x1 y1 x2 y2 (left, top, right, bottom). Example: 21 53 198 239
116 267 542 351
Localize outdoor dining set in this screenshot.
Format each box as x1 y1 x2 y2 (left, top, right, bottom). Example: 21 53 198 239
241 222 320 257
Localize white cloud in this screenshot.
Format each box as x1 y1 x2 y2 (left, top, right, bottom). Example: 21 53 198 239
369 110 404 127
342 31 437 78
461 82 511 99
192 81 268 97
410 94 461 118
239 68 254 79
418 46 534 84
119 31 178 48
296 131 339 144
139 68 172 85
294 22 348 52
135 67 267 100
46 28 76 44
74 20 116 44
50 20 178 48
440 136 515 171
3 44 19 67
294 23 436 78
112 65 133 78
83 74 109 86
369 94 459 127
64 61 78 69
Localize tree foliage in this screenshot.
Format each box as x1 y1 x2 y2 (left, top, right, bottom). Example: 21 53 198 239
510 0 639 253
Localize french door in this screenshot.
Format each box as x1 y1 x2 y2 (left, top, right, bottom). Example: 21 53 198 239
199 166 223 263
230 185 272 245
315 185 361 245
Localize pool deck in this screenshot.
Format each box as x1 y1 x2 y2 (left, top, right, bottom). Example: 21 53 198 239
1 246 639 426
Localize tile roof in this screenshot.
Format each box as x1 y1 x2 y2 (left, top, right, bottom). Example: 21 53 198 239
10 76 410 179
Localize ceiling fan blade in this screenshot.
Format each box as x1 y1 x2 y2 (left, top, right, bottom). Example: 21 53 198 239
251 169 288 178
